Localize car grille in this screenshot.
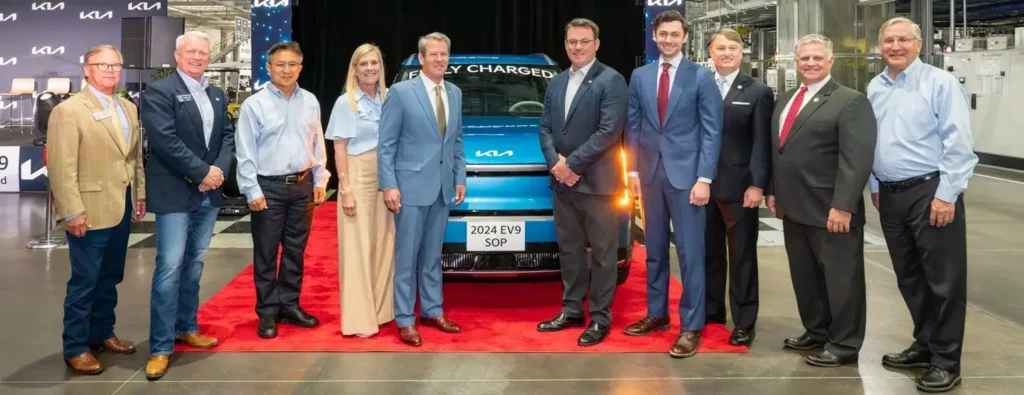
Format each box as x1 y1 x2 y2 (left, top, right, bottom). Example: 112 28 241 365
441 252 560 271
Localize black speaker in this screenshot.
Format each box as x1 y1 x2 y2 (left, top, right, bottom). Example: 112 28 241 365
121 17 185 69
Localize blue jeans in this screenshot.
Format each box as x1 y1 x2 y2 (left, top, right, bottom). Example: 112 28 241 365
62 188 132 359
149 195 218 356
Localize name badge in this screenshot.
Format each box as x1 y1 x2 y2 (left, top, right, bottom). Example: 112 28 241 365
93 110 111 120
176 94 194 103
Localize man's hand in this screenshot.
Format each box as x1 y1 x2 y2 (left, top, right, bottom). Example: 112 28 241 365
135 201 147 222
551 154 572 182
454 185 467 206
930 198 955 227
563 172 581 187
201 166 224 191
248 197 267 212
628 175 641 198
314 187 326 205
383 188 402 213
743 186 763 209
871 192 879 210
65 214 89 238
341 192 356 217
766 195 777 214
690 181 710 206
827 208 852 233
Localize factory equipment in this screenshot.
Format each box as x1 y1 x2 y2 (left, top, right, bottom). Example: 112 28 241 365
943 48 1024 162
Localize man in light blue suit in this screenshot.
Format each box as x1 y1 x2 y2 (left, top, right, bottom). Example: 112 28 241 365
377 32 467 347
623 10 724 358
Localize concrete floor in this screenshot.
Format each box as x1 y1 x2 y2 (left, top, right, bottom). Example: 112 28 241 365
1 165 1023 395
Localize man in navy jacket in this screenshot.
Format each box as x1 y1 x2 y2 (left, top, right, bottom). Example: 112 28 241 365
140 31 235 380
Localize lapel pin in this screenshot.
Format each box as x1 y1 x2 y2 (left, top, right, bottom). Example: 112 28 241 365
737 85 743 90
813 97 819 102
215 97 220 101
587 80 592 84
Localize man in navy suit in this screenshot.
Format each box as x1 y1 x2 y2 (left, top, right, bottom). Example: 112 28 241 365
140 31 234 379
377 32 467 347
536 18 628 347
623 10 724 358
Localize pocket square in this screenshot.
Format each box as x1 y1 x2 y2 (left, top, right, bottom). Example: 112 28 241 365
732 101 751 105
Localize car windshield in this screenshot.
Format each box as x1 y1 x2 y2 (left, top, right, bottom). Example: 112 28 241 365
396 64 560 117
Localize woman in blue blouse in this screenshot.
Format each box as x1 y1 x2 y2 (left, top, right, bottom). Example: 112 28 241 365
325 44 394 337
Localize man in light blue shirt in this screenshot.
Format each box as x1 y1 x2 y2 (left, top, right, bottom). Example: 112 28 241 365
866 17 976 393
235 41 330 339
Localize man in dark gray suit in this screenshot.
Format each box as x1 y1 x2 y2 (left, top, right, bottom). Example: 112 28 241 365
765 34 877 367
536 17 628 347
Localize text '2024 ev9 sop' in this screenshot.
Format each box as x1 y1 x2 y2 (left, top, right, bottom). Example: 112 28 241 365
393 53 636 284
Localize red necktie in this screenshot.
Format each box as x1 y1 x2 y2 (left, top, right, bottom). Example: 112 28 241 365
779 86 808 146
658 63 670 125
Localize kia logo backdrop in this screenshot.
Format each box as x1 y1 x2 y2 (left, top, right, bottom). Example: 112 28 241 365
0 1 167 96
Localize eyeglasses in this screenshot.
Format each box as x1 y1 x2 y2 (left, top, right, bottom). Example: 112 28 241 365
272 62 301 70
89 63 123 72
184 49 210 59
881 37 918 48
565 39 595 47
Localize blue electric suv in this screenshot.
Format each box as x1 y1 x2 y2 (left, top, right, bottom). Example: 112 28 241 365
393 53 636 284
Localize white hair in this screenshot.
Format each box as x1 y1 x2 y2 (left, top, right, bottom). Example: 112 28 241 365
176 31 212 50
796 33 833 57
418 32 451 55
879 16 923 41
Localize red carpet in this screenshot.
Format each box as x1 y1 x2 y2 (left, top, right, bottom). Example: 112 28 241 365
177 202 748 353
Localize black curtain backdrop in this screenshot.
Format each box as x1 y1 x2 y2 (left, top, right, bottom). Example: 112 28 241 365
292 0 645 188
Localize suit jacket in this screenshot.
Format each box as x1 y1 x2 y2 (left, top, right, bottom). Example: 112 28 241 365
626 57 723 190
768 78 877 228
538 60 628 196
377 75 466 207
711 72 774 202
141 70 235 213
47 86 145 230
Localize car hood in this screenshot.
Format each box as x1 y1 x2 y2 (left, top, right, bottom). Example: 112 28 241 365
462 116 545 165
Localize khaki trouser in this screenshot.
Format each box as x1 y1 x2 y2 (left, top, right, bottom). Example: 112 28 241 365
339 149 396 335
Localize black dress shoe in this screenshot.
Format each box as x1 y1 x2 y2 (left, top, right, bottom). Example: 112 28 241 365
917 366 961 393
882 348 931 369
537 313 586 332
783 333 825 350
279 307 319 328
577 322 610 347
729 328 755 346
805 349 858 367
258 315 278 339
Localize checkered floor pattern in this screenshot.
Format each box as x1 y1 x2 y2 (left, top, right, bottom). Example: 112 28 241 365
58 192 883 249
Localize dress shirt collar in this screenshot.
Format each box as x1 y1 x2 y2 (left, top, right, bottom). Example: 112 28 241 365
87 83 117 106
659 53 682 70
177 68 209 91
800 74 832 92
880 57 924 84
715 68 740 87
570 57 596 76
420 73 445 93
267 82 301 99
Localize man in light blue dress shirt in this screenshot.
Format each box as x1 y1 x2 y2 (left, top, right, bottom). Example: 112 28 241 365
866 17 977 393
235 41 331 339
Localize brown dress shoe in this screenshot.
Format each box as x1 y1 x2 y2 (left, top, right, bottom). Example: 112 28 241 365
624 316 671 336
175 332 219 348
669 331 702 358
91 336 136 354
65 352 103 375
146 355 170 380
421 316 462 333
399 326 422 347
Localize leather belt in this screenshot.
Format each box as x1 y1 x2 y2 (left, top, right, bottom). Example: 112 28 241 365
258 169 311 184
879 171 939 193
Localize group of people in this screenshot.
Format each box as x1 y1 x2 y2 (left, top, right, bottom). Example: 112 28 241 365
46 10 973 393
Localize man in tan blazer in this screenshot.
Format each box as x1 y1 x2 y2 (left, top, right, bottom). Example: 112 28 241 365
47 45 146 375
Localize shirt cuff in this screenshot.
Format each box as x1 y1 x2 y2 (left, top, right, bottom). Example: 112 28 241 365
65 212 84 222
244 187 265 204
698 177 713 184
934 181 960 204
869 177 879 193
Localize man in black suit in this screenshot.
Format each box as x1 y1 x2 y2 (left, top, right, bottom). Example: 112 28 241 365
765 34 877 367
141 31 235 379
536 17 628 347
703 28 774 347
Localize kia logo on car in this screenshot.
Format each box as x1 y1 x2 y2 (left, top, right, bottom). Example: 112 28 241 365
476 150 513 157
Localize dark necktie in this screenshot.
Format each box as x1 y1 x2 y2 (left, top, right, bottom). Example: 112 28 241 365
658 62 670 125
